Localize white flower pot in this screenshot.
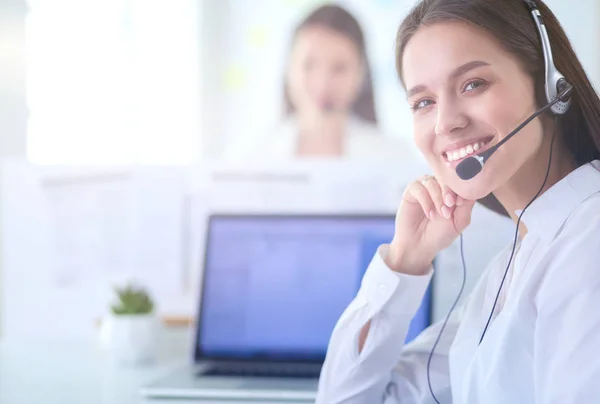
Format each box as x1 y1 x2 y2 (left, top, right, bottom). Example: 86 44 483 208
99 313 158 365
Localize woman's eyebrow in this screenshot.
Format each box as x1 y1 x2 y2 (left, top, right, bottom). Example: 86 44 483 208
406 60 490 99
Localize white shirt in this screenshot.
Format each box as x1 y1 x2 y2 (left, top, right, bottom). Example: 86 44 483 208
222 115 417 162
316 160 600 404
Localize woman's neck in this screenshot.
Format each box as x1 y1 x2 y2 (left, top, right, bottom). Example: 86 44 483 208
494 132 577 236
295 112 348 156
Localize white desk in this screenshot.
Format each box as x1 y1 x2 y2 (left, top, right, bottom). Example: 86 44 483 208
0 330 298 404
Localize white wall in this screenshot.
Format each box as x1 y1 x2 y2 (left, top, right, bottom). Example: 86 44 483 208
0 0 27 158
25 0 202 164
0 0 28 337
546 0 600 91
199 0 229 157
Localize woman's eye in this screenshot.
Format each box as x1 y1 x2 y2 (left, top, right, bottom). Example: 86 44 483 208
464 80 486 92
412 99 434 111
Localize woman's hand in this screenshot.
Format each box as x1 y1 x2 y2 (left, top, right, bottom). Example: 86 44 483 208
386 174 476 275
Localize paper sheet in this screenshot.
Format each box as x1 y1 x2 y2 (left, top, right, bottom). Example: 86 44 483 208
41 172 135 288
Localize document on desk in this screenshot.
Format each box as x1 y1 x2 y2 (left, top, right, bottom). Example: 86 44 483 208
41 172 135 288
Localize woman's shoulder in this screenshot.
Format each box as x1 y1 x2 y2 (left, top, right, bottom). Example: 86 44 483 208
552 191 600 258
533 195 600 316
535 170 600 301
552 162 600 250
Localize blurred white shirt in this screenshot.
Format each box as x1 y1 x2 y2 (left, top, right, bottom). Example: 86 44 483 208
222 115 418 162
316 159 600 404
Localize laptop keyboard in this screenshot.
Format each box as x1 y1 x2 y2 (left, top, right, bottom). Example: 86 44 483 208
201 362 322 379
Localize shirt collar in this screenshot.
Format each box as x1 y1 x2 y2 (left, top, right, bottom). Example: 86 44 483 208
514 160 600 242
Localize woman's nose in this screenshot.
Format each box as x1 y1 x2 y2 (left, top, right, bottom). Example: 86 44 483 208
310 69 334 97
434 100 468 136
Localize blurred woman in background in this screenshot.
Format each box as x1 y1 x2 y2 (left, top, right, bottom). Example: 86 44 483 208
225 4 414 161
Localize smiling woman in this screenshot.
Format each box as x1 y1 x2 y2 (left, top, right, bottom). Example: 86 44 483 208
314 1 600 403
401 25 556 206
397 1 600 215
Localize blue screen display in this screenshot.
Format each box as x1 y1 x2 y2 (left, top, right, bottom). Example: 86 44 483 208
198 216 431 359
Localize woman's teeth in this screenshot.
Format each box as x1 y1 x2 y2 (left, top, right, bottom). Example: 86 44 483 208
445 141 486 162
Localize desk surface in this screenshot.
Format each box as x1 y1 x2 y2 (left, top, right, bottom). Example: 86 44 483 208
0 330 300 404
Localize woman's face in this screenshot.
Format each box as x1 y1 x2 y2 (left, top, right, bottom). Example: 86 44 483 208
402 22 544 200
287 25 364 115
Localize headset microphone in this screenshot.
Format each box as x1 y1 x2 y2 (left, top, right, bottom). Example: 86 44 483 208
456 82 572 180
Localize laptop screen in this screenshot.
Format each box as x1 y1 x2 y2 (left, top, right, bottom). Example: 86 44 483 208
196 215 432 362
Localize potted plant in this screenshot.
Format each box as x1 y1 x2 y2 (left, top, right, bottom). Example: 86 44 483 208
100 284 158 365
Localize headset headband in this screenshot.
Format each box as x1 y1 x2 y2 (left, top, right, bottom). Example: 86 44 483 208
523 0 572 114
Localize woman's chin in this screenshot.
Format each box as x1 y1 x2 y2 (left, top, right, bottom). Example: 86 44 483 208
459 188 489 201
448 176 493 201
434 161 496 201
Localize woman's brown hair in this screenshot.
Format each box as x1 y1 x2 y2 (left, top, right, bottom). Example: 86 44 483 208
395 0 600 216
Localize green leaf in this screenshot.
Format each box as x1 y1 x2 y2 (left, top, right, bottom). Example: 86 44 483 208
111 284 154 315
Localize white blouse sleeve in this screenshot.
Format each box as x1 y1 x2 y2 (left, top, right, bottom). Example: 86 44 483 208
315 245 462 404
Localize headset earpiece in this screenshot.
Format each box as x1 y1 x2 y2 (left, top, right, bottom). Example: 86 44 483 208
525 0 573 115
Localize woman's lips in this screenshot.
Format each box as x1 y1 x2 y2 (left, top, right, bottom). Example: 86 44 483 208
442 136 495 167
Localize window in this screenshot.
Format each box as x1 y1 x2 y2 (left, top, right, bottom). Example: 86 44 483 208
25 0 201 164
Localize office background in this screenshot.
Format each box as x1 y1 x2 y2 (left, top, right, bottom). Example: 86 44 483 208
0 0 599 341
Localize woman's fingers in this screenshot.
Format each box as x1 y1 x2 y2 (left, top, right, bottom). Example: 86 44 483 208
434 178 458 220
404 175 468 222
404 180 436 219
440 183 456 207
420 176 444 217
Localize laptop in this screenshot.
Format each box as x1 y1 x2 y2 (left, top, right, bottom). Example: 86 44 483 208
141 213 432 401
